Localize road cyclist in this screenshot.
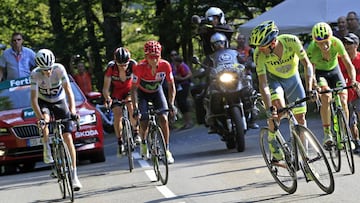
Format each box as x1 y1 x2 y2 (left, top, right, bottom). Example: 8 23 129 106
102 47 141 157
131 40 177 164
306 22 359 149
30 49 82 192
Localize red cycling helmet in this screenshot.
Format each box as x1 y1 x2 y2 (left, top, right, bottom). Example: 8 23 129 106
144 40 162 56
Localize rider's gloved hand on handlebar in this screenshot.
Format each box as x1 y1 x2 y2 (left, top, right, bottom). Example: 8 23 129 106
306 89 319 102
71 113 80 121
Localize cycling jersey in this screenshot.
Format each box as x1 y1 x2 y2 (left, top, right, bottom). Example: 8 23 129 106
104 59 136 100
307 37 347 71
339 52 360 102
254 34 307 79
30 63 69 103
132 59 174 93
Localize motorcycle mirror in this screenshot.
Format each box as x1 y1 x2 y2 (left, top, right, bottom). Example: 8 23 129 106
192 56 201 65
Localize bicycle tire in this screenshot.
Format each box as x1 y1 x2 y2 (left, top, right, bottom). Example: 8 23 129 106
294 125 335 194
61 142 74 202
338 110 355 174
123 118 134 172
150 125 169 185
329 108 341 172
259 127 297 194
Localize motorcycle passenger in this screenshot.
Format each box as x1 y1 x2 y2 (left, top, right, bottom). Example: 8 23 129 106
206 32 258 133
102 47 141 157
131 40 176 164
249 21 316 163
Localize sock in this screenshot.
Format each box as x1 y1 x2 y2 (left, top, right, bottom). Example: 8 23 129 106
73 168 78 179
323 126 330 135
117 138 122 145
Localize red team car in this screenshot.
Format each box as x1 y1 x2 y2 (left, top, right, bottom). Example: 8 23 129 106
0 76 105 174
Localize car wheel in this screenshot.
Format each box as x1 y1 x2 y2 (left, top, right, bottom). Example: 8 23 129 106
90 149 106 163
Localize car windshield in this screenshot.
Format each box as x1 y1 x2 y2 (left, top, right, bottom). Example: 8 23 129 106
0 79 85 111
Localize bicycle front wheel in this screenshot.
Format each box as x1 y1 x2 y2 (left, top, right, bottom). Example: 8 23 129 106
259 127 297 194
60 142 74 202
295 125 334 194
52 144 65 199
123 118 134 172
338 110 355 174
149 126 168 185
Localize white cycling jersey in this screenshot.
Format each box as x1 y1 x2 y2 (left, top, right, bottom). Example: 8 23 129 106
30 63 70 103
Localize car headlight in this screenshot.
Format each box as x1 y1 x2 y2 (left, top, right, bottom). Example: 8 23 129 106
0 128 9 136
219 72 235 83
79 114 97 125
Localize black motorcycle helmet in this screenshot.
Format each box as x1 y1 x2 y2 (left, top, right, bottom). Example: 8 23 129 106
114 47 130 64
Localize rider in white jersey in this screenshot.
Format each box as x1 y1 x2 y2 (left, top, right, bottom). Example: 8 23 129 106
30 49 82 191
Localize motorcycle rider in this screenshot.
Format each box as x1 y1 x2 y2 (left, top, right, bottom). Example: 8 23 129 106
206 32 258 133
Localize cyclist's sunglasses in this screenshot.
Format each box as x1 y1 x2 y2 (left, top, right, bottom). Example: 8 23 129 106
314 35 330 41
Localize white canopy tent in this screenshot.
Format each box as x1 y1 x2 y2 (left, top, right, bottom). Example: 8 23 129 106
238 0 360 36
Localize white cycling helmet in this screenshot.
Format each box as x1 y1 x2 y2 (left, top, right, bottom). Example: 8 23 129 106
35 49 55 69
210 32 228 50
205 7 226 24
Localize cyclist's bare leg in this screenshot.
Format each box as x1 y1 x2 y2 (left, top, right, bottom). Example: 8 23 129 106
63 133 77 169
139 120 149 141
319 87 332 126
158 114 170 146
339 91 349 123
41 113 50 144
125 97 139 133
112 105 123 141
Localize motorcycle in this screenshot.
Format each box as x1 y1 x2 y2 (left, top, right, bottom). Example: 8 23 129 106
192 54 259 152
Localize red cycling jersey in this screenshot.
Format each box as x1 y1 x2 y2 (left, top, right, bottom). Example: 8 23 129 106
132 59 174 93
104 59 136 99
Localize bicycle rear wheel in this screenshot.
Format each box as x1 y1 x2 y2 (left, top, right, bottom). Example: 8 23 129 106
150 126 168 185
338 110 355 174
294 125 334 194
259 127 297 194
123 118 134 172
329 114 341 172
60 142 74 202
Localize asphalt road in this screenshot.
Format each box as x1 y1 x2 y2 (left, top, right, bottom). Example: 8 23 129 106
1 116 360 203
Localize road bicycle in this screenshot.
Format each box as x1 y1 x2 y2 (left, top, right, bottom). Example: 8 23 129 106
318 85 355 174
259 97 334 194
112 99 136 172
39 117 79 202
145 102 169 185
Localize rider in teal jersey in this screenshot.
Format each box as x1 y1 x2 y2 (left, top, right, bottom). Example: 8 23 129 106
307 22 358 148
250 20 316 161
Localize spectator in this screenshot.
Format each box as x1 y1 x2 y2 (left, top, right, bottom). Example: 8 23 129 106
0 32 36 81
235 33 252 65
338 33 360 154
346 11 360 38
69 53 93 95
173 55 193 130
333 16 349 39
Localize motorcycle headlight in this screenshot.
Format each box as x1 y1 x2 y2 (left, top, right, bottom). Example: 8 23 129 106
219 72 236 83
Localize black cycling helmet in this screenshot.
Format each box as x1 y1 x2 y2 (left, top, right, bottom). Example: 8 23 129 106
114 47 130 64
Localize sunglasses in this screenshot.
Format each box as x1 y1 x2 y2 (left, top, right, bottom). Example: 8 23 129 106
343 41 355 45
213 41 226 47
12 38 22 42
41 67 52 71
259 42 272 51
115 62 129 66
314 35 330 41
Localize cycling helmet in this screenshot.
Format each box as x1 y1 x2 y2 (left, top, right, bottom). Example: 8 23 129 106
312 22 333 41
114 47 130 64
144 40 162 56
35 49 55 69
205 7 226 24
249 20 279 46
210 32 228 50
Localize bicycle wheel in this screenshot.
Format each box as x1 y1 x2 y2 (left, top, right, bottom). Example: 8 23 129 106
338 110 355 174
294 125 334 194
122 118 134 172
52 144 65 199
60 142 74 202
329 109 341 172
259 127 297 194
150 126 169 185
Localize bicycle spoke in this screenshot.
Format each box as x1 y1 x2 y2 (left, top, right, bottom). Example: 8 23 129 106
295 126 334 194
259 128 297 194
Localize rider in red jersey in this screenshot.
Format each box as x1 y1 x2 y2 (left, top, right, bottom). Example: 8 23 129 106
131 40 176 164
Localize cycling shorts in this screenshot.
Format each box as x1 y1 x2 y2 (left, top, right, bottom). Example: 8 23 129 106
267 72 306 114
315 65 346 89
38 99 73 133
137 87 168 121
